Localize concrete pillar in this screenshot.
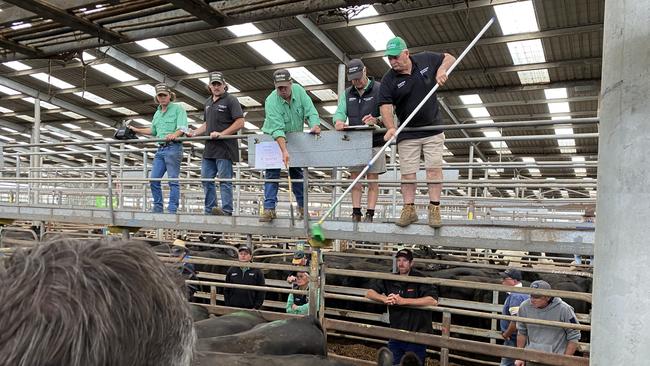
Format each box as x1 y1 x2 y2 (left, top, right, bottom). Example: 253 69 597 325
337 63 346 100
30 98 41 204
591 1 650 365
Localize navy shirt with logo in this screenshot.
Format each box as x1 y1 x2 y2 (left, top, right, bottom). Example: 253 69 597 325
203 92 244 161
379 51 445 142
369 269 438 334
224 266 265 309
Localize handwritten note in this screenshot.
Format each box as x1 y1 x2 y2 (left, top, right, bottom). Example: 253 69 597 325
254 141 284 169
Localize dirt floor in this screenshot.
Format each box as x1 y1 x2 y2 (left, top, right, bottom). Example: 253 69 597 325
328 338 461 366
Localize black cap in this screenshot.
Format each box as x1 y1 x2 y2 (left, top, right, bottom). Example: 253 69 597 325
238 245 251 254
273 69 292 87
155 83 171 95
209 71 224 84
395 248 414 261
499 268 523 281
347 59 365 81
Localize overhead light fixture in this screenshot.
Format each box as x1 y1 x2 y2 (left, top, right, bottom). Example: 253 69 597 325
286 67 322 86
227 23 262 37
92 64 138 82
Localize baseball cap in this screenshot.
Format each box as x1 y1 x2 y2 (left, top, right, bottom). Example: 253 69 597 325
384 37 407 57
238 245 251 254
499 268 523 281
530 280 552 290
209 71 224 84
395 248 414 261
273 69 292 87
155 83 171 95
292 250 306 264
347 59 365 81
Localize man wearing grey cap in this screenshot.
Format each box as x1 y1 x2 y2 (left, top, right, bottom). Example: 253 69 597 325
129 83 188 214
186 71 244 216
378 36 456 228
333 59 386 223
514 280 581 366
260 69 320 222
498 269 529 366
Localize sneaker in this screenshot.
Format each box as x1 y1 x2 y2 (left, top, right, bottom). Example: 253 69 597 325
211 207 227 216
259 209 276 222
297 209 304 220
395 205 418 227
428 203 442 228
364 212 374 223
352 212 362 222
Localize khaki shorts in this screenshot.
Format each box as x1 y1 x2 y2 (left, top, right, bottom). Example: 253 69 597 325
397 133 445 175
350 147 387 175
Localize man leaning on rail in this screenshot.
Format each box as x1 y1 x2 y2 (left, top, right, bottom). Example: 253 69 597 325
259 69 321 222
129 83 188 214
365 248 438 365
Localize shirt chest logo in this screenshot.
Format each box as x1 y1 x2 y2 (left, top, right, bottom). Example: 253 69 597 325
420 66 429 75
348 97 357 102
217 105 227 112
363 96 374 101
397 80 406 89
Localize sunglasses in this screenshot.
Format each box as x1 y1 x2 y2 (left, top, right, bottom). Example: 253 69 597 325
157 93 170 97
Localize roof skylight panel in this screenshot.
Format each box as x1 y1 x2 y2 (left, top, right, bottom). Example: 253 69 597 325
0 86 20 95
160 53 207 74
61 112 84 120
3 61 31 70
548 102 571 114
133 84 156 96
311 89 338 101
227 23 262 37
517 70 550 84
247 40 296 64
459 94 482 105
237 97 261 107
507 39 546 65
92 64 138 82
286 67 322 86
136 39 169 51
111 107 138 115
0 106 13 113
30 73 75 89
74 92 112 105
21 98 58 109
350 5 379 19
493 1 539 35
544 88 568 100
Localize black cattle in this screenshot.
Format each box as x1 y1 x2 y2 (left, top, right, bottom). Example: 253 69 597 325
197 316 327 356
193 352 354 366
194 311 266 338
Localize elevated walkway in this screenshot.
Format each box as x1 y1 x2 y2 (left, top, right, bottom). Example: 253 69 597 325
0 204 594 255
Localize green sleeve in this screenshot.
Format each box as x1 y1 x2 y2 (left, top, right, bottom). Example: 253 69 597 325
262 95 286 140
285 293 295 314
299 87 321 128
151 111 159 136
175 104 188 129
332 92 347 123
295 289 320 315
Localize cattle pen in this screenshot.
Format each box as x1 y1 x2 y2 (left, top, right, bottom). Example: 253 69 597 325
0 0 647 365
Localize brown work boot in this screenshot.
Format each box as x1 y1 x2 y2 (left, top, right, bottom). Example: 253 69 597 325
352 212 362 222
395 205 418 227
364 212 374 223
211 207 226 216
428 203 442 228
259 209 276 222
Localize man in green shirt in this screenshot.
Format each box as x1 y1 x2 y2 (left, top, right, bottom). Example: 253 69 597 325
129 83 188 213
260 69 320 222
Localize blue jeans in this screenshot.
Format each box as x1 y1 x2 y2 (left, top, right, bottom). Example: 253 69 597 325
387 339 426 366
264 168 303 210
500 338 517 366
150 143 182 213
201 158 233 214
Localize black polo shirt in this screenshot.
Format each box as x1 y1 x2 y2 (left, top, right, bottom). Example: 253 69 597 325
369 269 438 334
203 92 244 161
224 266 265 309
379 51 445 142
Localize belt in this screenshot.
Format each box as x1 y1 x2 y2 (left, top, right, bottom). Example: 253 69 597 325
158 141 181 147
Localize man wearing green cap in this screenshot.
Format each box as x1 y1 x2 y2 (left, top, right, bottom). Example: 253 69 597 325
379 36 456 228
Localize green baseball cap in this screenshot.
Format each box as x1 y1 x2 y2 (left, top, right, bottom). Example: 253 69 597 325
384 37 407 56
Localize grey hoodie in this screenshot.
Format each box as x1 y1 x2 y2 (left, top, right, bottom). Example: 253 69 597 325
516 297 581 354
